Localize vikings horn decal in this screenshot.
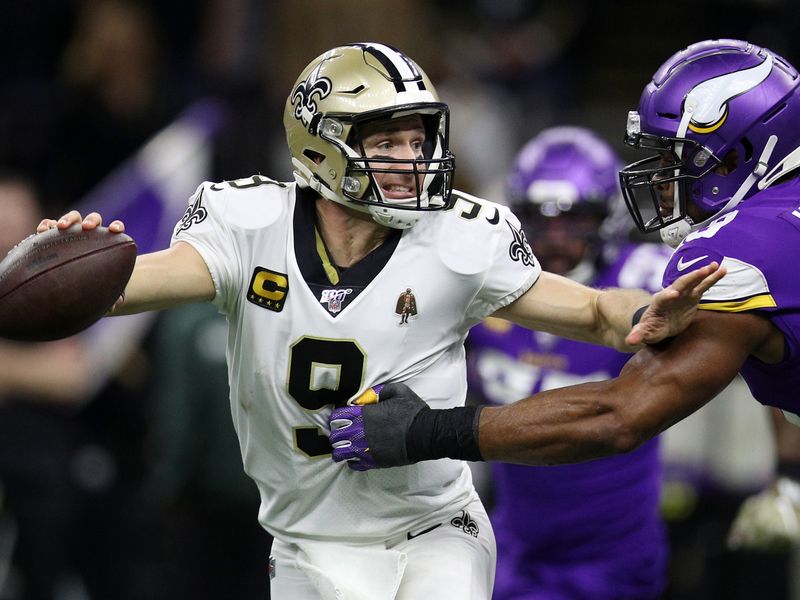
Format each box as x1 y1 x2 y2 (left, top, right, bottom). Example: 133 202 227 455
291 68 332 132
685 55 773 134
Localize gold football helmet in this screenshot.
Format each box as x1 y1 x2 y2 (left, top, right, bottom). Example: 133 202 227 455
284 42 455 229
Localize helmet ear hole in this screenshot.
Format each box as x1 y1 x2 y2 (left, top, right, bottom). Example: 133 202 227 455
717 149 739 176
304 149 326 165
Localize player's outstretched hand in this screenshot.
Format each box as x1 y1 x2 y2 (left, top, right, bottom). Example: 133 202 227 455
727 477 800 552
329 383 427 471
626 261 725 346
36 211 128 313
37 210 125 234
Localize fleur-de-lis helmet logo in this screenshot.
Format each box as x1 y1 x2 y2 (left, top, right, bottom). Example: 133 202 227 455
291 69 332 133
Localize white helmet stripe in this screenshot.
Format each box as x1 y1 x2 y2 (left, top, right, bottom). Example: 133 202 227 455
357 43 425 92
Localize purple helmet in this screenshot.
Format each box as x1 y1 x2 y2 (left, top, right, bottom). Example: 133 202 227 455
507 125 626 228
620 39 800 246
507 126 628 277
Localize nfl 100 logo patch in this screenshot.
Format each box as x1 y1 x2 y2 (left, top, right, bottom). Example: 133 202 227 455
320 288 353 314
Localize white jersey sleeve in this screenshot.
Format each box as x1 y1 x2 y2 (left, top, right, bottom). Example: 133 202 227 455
170 176 289 315
433 191 540 324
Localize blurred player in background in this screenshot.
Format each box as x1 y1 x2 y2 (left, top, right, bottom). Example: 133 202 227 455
466 127 670 599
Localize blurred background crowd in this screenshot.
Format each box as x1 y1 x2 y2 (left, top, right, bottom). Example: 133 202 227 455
0 0 799 599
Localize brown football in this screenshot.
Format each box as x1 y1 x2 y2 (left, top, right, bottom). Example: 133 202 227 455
0 225 137 342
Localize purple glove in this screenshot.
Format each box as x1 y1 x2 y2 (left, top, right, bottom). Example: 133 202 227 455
329 383 428 471
329 404 376 471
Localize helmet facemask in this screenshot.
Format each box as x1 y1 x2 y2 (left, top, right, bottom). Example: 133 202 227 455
620 120 722 244
517 203 607 282
333 107 455 228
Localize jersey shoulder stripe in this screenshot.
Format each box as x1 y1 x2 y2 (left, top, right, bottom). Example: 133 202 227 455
699 255 773 308
699 294 777 312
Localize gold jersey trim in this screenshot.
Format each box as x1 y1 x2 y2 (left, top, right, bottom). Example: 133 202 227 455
699 293 777 312
314 226 340 285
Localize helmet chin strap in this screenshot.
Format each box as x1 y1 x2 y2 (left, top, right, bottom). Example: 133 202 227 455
660 220 692 247
367 206 422 229
361 175 429 229
661 132 778 248
292 158 372 213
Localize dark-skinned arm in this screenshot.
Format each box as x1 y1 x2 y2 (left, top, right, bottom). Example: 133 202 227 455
329 310 777 470
478 310 771 465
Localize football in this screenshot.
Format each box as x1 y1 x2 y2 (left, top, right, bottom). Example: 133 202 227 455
0 225 137 342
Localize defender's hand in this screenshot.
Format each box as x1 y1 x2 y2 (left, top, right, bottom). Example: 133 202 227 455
329 383 427 471
626 262 725 346
727 477 800 552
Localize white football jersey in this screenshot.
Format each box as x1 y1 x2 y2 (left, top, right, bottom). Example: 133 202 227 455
171 176 540 543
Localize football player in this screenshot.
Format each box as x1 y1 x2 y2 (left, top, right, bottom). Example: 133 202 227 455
329 39 800 551
39 43 720 599
467 126 670 599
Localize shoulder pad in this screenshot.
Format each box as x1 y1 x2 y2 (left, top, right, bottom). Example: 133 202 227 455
200 176 291 230
433 192 518 275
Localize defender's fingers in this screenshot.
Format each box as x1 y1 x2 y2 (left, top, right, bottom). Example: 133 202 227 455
329 417 354 431
671 262 721 293
694 264 726 296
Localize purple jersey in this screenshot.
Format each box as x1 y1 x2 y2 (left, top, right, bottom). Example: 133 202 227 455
662 178 800 417
468 243 670 600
